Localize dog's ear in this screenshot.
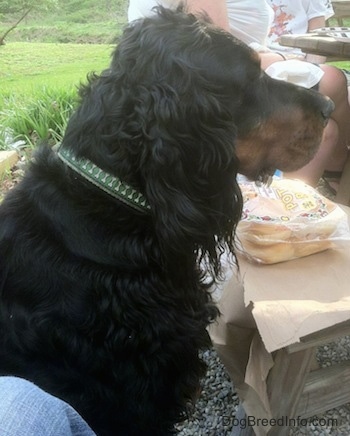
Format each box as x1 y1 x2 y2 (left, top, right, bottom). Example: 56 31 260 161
136 83 242 274
63 6 245 276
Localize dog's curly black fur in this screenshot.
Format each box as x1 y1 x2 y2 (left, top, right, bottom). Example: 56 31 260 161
0 5 333 436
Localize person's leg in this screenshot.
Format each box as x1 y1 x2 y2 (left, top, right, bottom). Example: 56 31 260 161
260 55 350 187
284 119 339 186
318 65 350 173
0 376 96 436
259 51 288 69
285 65 350 188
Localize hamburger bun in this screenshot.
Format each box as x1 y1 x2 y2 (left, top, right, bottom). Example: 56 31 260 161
237 178 348 264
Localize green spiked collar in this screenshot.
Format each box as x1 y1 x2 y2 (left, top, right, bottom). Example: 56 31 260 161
57 146 150 213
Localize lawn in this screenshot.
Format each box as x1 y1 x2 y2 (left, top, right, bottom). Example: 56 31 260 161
0 0 127 159
0 0 128 44
1 42 113 96
0 42 114 149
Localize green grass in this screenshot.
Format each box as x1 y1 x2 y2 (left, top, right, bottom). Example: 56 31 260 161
0 1 127 149
0 21 125 44
1 87 77 148
0 0 128 44
329 61 350 70
1 42 113 96
0 42 114 149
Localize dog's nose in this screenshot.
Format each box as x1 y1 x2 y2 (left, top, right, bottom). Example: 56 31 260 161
321 97 335 122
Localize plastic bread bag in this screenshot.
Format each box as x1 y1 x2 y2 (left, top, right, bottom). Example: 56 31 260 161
236 178 350 264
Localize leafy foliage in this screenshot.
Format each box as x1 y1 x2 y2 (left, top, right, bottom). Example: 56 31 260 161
0 87 77 149
0 41 112 150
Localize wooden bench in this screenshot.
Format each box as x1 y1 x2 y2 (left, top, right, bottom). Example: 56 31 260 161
267 320 350 435
231 320 350 436
328 1 350 26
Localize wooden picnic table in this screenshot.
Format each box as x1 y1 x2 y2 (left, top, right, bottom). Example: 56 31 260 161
331 0 350 26
280 33 350 60
280 0 350 59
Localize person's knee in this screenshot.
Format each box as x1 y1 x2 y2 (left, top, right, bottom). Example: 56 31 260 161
323 118 339 150
0 376 95 436
0 376 40 401
319 65 348 101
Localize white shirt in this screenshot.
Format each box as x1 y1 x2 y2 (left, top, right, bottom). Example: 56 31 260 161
128 0 274 48
128 0 177 22
267 0 334 51
226 0 274 47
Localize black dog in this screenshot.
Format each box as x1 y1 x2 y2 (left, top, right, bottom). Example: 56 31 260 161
0 6 333 436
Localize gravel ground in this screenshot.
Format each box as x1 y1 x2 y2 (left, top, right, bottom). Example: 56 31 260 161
1 157 349 436
176 349 239 436
175 343 350 435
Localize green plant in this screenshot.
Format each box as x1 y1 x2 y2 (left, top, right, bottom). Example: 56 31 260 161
0 41 113 150
0 87 77 149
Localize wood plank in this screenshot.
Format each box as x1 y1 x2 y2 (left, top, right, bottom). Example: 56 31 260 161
286 320 350 353
297 361 350 418
267 347 315 436
332 1 350 23
280 34 350 59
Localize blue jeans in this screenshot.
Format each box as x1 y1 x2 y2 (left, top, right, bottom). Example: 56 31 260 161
0 376 96 435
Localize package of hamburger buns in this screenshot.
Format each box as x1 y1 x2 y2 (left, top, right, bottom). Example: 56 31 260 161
236 178 350 264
